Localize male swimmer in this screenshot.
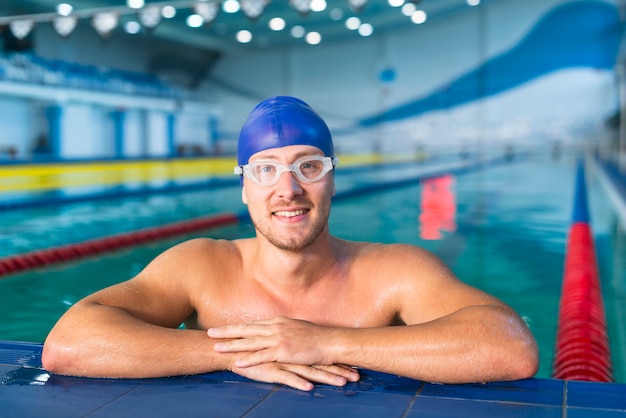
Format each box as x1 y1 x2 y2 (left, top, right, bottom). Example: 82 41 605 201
43 96 538 391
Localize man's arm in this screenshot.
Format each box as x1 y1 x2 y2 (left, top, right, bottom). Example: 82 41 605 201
208 244 539 383
42 239 358 389
43 294 359 389
41 240 228 378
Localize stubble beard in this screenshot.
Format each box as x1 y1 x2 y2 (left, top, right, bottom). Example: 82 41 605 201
251 201 331 252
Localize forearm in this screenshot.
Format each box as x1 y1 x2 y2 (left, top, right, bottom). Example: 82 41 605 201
328 305 538 383
42 303 230 378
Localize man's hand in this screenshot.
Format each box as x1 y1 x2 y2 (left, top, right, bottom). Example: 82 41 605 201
208 316 332 366
208 316 360 390
231 361 359 391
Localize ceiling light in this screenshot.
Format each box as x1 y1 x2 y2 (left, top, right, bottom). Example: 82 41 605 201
161 6 177 18
291 25 306 38
56 3 73 16
467 0 480 5
269 17 286 31
411 10 427 24
222 0 240 13
91 11 119 37
127 0 145 9
289 0 312 15
52 15 78 37
194 1 220 24
347 0 369 11
310 0 327 12
305 31 321 45
358 23 373 36
240 0 270 20
124 21 141 34
236 29 253 43
388 0 404 6
401 2 416 16
345 16 360 30
186 13 204 27
9 19 34 40
137 5 162 30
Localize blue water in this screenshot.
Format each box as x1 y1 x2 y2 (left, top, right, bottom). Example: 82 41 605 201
0 152 623 382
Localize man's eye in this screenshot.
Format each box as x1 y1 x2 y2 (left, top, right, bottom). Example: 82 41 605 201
300 161 321 171
259 165 275 173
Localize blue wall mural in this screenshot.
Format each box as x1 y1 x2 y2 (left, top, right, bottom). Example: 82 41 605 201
358 1 621 127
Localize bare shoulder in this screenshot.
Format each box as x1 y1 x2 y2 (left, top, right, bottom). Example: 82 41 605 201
341 239 502 323
84 237 246 327
138 237 244 283
348 240 453 279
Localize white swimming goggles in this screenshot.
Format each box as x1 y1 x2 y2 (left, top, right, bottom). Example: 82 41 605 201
234 155 338 186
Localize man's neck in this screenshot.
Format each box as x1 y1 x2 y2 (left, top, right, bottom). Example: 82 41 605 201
250 233 342 291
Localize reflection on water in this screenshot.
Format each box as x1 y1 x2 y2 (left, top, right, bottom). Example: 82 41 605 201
419 175 457 240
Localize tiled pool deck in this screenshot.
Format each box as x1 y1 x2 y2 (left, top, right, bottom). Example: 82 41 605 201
1 341 625 417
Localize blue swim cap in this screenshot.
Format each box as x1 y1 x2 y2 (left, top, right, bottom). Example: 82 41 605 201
237 96 334 166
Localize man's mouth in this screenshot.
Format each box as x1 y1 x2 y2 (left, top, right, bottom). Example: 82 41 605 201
273 209 308 218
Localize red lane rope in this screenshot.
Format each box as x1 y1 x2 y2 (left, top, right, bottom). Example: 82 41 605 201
552 222 613 382
0 212 241 279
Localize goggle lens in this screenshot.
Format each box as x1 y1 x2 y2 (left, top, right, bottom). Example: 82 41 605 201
234 156 338 186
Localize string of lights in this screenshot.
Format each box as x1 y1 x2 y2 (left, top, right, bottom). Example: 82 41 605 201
0 0 376 40
0 0 481 45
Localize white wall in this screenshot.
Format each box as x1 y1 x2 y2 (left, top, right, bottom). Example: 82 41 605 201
0 97 43 158
0 0 619 160
59 104 112 159
205 0 618 156
145 110 170 157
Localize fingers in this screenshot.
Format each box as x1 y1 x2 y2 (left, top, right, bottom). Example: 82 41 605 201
248 363 354 390
232 362 314 391
314 364 361 383
282 364 361 387
208 323 267 339
207 316 298 339
213 338 269 355
231 362 354 392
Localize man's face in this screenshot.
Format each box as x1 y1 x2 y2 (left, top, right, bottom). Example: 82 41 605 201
241 145 335 251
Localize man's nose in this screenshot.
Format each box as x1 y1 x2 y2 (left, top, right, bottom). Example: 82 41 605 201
275 170 303 197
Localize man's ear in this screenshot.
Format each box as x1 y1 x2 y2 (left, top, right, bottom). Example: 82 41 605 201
242 185 248 205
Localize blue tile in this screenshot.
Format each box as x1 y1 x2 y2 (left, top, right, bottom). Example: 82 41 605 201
346 369 425 395
566 380 626 411
0 340 42 368
90 379 276 418
3 371 141 418
406 396 561 418
246 385 417 418
2 342 623 418
568 408 626 418
420 379 564 407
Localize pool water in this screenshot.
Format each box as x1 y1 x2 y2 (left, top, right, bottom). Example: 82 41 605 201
0 152 624 382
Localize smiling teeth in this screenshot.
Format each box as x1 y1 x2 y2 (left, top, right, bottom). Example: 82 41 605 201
274 209 306 217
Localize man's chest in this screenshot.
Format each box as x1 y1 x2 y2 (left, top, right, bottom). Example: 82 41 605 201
192 285 397 329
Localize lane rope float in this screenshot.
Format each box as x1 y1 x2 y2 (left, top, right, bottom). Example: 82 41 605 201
552 161 613 382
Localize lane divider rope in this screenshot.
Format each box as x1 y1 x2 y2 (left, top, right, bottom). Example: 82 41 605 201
0 212 245 278
552 162 613 382
0 157 510 279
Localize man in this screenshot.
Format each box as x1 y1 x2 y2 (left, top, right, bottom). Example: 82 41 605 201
43 96 538 391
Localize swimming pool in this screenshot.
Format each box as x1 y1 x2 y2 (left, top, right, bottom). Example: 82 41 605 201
0 151 623 382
